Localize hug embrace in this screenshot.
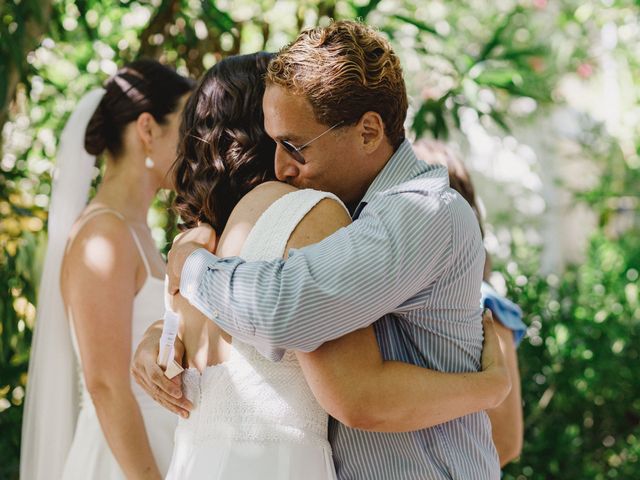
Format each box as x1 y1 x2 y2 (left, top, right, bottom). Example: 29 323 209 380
22 20 524 480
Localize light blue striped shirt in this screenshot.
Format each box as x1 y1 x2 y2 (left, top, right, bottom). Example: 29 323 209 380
180 140 500 479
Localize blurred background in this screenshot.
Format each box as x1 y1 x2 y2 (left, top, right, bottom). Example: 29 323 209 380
1 0 639 478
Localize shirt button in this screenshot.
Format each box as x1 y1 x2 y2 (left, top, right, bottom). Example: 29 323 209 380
212 310 219 319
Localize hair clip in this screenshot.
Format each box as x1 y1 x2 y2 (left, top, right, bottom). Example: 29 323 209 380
189 134 210 144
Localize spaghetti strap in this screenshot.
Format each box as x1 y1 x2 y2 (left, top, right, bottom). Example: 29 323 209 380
66 208 153 278
126 225 153 278
75 207 126 226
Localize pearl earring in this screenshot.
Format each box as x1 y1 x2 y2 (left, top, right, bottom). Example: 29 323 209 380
145 156 155 169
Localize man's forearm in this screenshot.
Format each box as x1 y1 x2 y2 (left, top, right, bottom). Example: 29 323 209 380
297 341 505 433
346 362 506 432
179 247 385 354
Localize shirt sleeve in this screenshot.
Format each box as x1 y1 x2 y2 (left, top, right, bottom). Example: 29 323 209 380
179 192 454 358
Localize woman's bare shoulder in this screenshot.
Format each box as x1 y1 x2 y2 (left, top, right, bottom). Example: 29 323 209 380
236 181 296 215
216 181 297 257
217 182 352 257
61 212 137 298
287 197 352 252
64 212 135 272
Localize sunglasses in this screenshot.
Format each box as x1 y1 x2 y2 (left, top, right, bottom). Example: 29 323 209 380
278 121 344 165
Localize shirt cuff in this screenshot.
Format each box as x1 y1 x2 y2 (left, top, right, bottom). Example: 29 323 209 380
179 248 218 299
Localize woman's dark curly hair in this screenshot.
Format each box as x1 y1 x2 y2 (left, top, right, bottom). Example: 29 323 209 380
172 52 277 232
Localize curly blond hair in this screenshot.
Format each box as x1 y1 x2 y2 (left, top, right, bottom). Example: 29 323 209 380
266 20 408 149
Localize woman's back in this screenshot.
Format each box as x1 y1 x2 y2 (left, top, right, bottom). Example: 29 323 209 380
166 182 350 480
60 207 177 478
62 207 167 396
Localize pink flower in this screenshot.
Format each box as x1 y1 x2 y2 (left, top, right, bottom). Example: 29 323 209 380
577 63 593 79
528 56 545 73
533 0 547 9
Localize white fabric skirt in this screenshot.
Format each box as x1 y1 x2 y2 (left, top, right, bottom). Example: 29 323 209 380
166 434 336 479
164 365 337 480
61 399 176 479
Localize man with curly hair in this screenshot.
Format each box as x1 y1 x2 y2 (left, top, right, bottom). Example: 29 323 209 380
144 20 501 479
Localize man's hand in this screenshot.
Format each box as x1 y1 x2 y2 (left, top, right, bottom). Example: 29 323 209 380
167 224 217 295
131 320 193 417
480 309 512 408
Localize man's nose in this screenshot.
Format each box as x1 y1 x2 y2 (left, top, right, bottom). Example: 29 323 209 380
274 145 300 182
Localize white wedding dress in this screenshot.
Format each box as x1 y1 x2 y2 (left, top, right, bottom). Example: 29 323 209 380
61 209 177 479
166 190 342 480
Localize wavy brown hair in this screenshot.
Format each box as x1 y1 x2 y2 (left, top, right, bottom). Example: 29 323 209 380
266 20 408 149
172 52 277 232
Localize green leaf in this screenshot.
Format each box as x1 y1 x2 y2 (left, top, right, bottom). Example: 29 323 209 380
412 97 449 139
477 6 522 62
392 14 440 36
354 0 383 20
201 0 236 32
474 67 522 88
496 45 548 61
488 109 510 132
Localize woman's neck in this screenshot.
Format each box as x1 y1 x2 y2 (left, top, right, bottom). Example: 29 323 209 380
92 157 159 224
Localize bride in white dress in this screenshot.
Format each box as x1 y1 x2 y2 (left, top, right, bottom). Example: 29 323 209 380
145 53 508 479
168 186 343 479
20 61 193 480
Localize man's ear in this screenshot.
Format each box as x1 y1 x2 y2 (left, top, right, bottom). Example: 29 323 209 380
357 111 385 153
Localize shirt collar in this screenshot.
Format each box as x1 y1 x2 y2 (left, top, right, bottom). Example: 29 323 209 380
354 139 449 214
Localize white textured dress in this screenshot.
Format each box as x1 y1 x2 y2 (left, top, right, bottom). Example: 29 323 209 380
61 209 177 479
166 190 342 480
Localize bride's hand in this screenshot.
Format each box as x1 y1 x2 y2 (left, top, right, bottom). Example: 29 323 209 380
480 309 512 408
167 223 217 295
131 320 193 418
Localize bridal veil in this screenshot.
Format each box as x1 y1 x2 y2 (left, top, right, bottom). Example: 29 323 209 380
20 88 105 480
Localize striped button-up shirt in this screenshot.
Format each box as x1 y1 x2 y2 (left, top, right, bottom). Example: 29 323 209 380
180 139 499 479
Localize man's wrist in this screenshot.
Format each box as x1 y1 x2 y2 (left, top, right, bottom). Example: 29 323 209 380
179 248 218 299
174 242 204 278
483 367 510 409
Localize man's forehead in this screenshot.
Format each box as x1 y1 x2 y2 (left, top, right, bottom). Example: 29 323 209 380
264 85 311 112
263 85 317 139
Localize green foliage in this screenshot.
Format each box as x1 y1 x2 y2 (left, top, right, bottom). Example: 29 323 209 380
501 230 640 479
404 4 555 139
0 233 41 479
